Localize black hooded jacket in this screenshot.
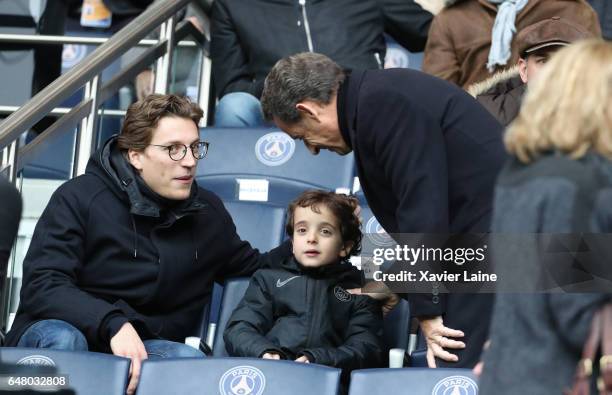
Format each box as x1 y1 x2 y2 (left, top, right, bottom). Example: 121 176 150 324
223 257 383 372
5 137 289 351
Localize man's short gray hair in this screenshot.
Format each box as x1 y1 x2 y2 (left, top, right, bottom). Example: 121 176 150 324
261 53 345 124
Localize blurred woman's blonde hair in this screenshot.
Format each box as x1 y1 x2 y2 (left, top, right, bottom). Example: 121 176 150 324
505 39 612 163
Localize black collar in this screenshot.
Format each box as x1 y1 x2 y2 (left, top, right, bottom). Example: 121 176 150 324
337 70 366 151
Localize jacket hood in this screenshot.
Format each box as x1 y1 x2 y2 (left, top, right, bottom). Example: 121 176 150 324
469 65 525 127
86 136 204 218
280 256 364 287
467 65 522 97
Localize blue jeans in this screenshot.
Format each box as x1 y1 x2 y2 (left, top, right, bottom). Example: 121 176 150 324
214 92 267 127
17 319 205 359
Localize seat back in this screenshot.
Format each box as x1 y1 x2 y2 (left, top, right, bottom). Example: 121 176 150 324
0 348 130 395
136 357 341 395
21 128 76 180
223 201 286 252
349 368 479 395
211 277 251 357
356 193 422 366
197 127 355 204
383 299 411 352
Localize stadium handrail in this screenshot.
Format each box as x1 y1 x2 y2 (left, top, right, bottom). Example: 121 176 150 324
0 0 211 181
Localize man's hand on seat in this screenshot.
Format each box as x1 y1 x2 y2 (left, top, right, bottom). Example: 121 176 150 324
419 315 465 367
110 322 148 395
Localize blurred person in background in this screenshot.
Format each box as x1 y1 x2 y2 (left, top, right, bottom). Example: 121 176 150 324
422 0 600 89
479 39 612 394
470 16 593 127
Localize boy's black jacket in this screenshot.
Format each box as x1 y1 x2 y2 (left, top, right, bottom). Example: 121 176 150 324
223 257 383 371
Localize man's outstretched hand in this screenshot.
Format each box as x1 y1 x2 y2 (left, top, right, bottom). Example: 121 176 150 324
419 315 465 368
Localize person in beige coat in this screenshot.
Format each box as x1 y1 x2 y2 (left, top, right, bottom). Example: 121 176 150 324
422 0 601 88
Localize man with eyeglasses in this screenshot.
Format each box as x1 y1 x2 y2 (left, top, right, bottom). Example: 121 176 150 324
5 94 290 395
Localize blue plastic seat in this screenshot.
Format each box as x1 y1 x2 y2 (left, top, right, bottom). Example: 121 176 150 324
355 192 420 366
210 277 250 357
0 348 130 395
349 368 479 395
136 357 341 395
223 200 286 252
202 201 286 343
197 127 355 205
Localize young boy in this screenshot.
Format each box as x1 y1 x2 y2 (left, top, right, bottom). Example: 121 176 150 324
224 190 383 375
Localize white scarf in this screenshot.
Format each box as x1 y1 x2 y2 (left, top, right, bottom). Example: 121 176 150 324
487 0 529 71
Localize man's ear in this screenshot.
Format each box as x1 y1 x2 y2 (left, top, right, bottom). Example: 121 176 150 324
339 241 354 258
127 149 144 172
296 102 318 120
518 58 529 84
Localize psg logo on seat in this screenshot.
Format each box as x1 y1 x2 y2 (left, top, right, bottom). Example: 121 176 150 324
255 132 295 167
432 375 478 395
365 216 395 247
219 365 266 395
16 355 56 367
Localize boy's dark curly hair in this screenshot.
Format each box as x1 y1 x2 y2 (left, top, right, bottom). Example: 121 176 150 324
286 190 362 259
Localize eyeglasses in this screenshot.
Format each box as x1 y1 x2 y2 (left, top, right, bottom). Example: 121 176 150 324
149 141 210 161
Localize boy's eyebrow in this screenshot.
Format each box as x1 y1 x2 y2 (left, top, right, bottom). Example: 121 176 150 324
293 220 338 229
317 221 337 229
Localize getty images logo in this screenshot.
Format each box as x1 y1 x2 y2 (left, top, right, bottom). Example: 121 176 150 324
219 365 266 395
254 132 295 167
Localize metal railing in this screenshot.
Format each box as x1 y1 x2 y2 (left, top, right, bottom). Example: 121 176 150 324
0 0 212 337
0 0 212 182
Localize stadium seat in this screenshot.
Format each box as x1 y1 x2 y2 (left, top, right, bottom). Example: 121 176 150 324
409 334 429 367
202 201 285 346
0 348 130 395
21 128 76 180
210 277 250 357
383 299 411 352
197 127 355 205
223 201 286 252
360 203 413 366
349 368 479 395
136 357 341 395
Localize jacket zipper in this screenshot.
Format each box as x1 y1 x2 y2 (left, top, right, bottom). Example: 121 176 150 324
298 0 314 52
304 277 320 348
